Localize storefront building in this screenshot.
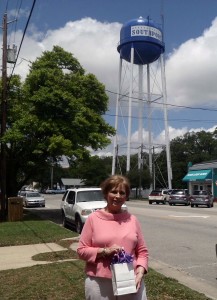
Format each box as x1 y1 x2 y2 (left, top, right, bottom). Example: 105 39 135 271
182 160 217 202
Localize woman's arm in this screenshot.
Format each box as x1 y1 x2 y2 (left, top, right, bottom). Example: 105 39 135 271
77 214 124 262
135 265 146 291
77 215 99 263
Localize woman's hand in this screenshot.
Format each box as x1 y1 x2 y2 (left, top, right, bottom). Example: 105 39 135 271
135 266 145 291
98 244 123 257
106 244 123 256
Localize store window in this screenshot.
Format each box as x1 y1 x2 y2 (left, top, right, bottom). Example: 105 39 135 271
193 185 204 191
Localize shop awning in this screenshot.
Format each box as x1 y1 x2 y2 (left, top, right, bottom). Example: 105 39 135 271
182 169 212 182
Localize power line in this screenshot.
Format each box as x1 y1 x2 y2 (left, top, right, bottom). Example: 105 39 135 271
106 89 217 112
104 112 217 125
8 0 36 85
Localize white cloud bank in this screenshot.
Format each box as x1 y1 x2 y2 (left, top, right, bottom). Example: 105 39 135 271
3 16 217 156
166 17 217 107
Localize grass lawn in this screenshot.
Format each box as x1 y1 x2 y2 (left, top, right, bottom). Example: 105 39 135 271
0 211 212 300
0 211 78 247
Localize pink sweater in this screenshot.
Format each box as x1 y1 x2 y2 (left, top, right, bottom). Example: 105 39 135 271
77 210 148 279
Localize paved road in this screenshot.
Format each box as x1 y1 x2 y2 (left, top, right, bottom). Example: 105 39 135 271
128 200 217 300
29 195 217 300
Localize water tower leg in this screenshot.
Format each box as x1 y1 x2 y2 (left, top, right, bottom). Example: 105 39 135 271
138 65 144 197
126 45 134 172
138 65 143 170
160 54 172 189
147 64 153 190
112 58 122 175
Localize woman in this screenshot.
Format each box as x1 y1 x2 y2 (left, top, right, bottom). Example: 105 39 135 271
77 175 149 300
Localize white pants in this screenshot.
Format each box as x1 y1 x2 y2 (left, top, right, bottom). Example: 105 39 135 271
85 276 147 300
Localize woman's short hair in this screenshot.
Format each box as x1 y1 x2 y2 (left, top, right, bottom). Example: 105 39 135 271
100 175 130 198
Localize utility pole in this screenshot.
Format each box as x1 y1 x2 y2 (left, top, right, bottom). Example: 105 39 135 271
0 13 8 221
50 164 54 189
0 13 15 221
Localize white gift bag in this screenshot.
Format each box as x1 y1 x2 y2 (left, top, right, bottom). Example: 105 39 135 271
110 262 137 296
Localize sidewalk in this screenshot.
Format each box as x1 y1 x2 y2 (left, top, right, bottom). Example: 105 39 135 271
0 237 79 271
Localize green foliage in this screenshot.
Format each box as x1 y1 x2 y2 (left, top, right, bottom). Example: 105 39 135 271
0 263 211 300
146 268 211 300
126 154 152 189
1 46 115 195
0 261 86 300
68 155 113 186
155 130 217 188
0 218 77 247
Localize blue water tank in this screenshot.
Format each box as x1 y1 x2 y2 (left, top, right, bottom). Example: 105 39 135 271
117 16 165 65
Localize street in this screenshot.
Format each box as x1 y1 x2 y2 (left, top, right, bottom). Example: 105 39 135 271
29 194 217 299
128 201 217 299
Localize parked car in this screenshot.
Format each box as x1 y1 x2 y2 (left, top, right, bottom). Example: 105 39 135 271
54 189 66 194
21 191 45 208
44 189 56 194
168 189 190 206
18 189 34 197
148 189 169 204
190 190 214 208
61 187 127 233
43 189 66 194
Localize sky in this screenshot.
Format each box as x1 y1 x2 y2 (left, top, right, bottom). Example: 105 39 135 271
1 0 217 158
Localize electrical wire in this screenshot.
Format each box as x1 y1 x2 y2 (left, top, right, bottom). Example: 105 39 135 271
6 0 22 46
13 0 23 44
8 0 36 86
104 111 217 125
106 89 217 112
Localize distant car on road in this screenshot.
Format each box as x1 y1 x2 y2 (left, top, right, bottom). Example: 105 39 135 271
148 189 169 205
43 189 66 194
18 189 35 197
21 191 45 208
169 189 190 206
53 189 66 194
44 189 56 194
190 190 214 208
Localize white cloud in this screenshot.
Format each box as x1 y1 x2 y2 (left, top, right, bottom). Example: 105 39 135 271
8 8 29 19
5 16 217 109
166 17 217 107
13 18 121 91
3 16 217 158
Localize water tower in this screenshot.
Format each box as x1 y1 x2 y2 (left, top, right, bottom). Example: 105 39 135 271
112 16 172 189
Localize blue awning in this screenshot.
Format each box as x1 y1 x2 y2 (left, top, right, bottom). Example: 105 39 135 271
182 169 212 182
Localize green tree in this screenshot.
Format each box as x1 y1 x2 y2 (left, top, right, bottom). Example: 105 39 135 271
127 153 152 189
2 46 115 196
70 155 112 186
156 130 217 189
